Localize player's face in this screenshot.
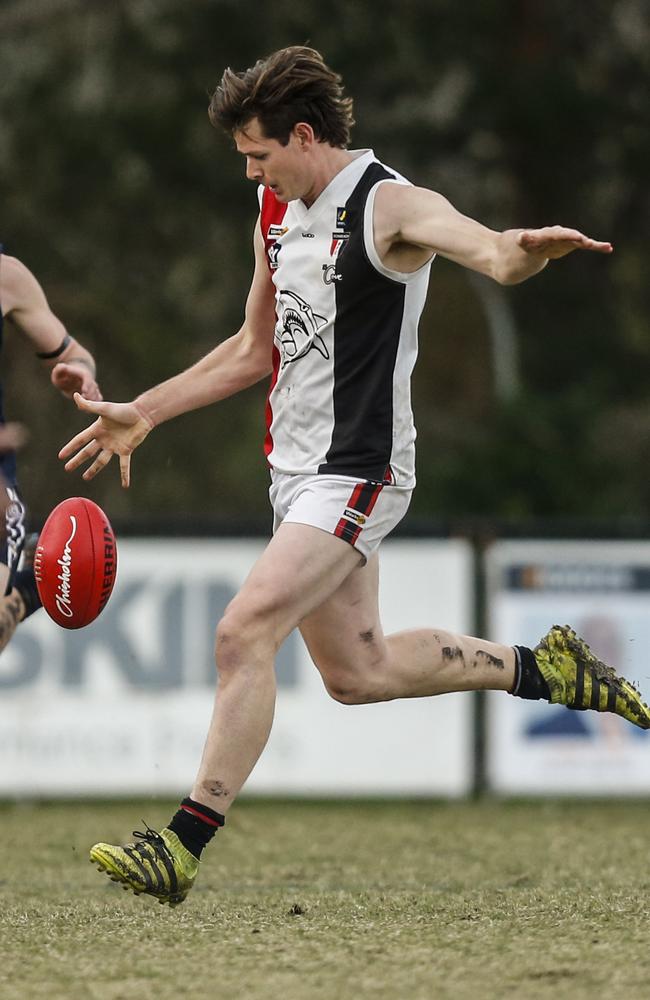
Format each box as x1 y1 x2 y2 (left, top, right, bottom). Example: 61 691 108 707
234 118 311 203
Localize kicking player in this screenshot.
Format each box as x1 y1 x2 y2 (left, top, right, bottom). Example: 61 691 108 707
0 249 101 651
59 46 648 906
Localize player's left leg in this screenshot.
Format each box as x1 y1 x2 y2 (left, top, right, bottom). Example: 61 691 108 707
300 557 650 729
300 551 516 703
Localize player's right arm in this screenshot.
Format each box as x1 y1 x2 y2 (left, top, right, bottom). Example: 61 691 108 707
59 219 276 488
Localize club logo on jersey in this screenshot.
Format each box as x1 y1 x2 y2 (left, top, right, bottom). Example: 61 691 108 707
267 243 282 269
276 290 329 367
322 264 342 285
267 224 288 238
330 206 351 258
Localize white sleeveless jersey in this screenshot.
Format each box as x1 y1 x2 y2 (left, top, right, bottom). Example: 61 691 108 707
260 149 432 488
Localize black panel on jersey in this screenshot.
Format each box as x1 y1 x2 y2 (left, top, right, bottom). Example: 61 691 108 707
319 163 405 482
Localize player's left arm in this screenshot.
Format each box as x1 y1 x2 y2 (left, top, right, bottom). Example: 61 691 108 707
1 255 102 400
374 183 612 285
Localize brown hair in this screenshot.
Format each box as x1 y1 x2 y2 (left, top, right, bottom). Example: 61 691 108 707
209 46 354 148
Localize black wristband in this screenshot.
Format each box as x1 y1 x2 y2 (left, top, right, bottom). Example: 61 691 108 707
36 333 71 359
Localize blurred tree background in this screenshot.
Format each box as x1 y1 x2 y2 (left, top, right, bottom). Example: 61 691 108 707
0 0 648 530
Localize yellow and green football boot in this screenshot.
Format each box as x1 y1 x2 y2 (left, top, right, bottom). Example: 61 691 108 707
90 825 198 906
534 624 650 729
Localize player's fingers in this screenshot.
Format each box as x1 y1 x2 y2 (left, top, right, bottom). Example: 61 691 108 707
119 454 131 489
81 448 114 482
518 229 612 254
58 423 100 460
62 439 102 472
584 239 613 253
73 392 112 416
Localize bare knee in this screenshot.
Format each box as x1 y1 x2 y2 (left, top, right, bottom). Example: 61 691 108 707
321 664 387 706
214 600 277 679
325 677 367 705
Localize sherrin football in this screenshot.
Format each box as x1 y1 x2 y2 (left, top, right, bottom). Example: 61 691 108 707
34 497 117 629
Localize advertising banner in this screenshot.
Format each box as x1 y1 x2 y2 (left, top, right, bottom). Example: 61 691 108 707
0 537 474 797
487 540 650 794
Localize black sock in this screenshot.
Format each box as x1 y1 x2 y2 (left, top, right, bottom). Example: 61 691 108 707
510 645 552 701
167 797 225 859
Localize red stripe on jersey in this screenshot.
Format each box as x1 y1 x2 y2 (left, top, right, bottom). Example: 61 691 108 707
264 344 281 460
261 188 288 460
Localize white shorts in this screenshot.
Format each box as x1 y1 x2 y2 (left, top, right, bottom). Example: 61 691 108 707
269 472 412 561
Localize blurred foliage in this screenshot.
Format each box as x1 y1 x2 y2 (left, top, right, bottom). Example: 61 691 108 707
0 0 649 527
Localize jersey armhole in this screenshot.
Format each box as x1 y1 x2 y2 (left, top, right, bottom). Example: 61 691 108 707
363 179 435 283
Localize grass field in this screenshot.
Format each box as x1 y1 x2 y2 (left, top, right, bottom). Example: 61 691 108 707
2 797 650 1000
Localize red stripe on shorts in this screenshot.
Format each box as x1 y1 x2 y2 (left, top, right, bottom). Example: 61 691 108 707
347 481 384 516
334 516 362 546
362 482 383 515
334 481 384 548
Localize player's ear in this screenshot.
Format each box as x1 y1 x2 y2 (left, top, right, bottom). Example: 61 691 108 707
293 122 315 149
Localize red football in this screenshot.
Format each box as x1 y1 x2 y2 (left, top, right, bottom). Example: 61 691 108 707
34 497 117 629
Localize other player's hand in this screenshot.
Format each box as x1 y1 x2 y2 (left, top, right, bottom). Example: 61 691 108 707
517 227 613 259
51 362 103 402
58 394 154 488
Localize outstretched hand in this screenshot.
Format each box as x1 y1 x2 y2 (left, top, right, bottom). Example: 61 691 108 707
517 226 613 259
58 394 154 488
51 362 103 402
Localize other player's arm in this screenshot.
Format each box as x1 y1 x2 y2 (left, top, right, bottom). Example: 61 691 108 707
59 218 276 488
0 255 102 400
374 183 612 285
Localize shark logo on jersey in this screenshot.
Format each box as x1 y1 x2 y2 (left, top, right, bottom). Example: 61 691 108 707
276 290 329 367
